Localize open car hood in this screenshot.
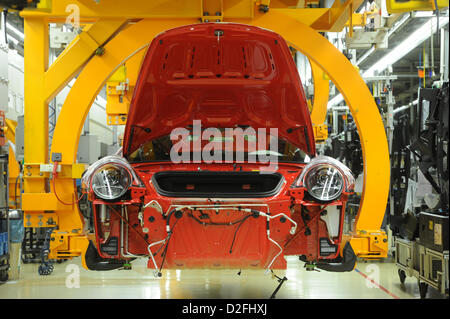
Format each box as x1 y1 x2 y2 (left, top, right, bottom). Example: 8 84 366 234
123 23 316 158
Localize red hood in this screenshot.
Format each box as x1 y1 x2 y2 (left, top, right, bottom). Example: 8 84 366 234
123 23 316 157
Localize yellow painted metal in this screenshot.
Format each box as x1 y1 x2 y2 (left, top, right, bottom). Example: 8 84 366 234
44 19 128 101
386 0 449 13
309 0 364 31
20 0 365 31
22 193 74 212
22 1 389 263
201 0 224 22
4 119 21 208
22 163 85 180
49 232 90 260
252 10 390 254
49 19 197 263
309 59 330 143
21 0 204 20
23 212 58 228
106 65 130 125
22 18 126 225
310 61 329 125
345 13 365 27
36 0 52 11
7 146 19 208
347 230 389 258
51 18 198 166
106 50 146 125
313 124 328 142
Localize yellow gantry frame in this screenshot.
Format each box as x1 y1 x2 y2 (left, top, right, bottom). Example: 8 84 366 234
20 0 389 264
4 119 21 209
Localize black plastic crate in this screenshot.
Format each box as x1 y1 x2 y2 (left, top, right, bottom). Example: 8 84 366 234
418 212 449 252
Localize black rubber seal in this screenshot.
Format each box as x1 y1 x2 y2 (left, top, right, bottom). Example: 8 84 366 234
315 241 357 272
84 241 125 271
151 171 284 198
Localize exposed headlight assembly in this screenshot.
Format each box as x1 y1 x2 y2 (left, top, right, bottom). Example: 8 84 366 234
294 156 355 202
82 155 142 200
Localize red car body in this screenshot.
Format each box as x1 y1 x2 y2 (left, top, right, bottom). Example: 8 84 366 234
83 23 356 273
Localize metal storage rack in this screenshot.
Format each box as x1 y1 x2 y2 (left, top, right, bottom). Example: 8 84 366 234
395 237 449 299
0 152 9 282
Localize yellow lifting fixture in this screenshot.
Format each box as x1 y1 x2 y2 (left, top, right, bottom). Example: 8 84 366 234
20 0 390 265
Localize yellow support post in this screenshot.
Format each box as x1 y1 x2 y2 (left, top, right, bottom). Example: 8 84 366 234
23 17 48 199
310 61 329 125
106 65 129 125
309 61 330 143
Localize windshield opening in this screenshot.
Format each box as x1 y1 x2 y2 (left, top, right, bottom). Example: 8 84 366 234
127 127 308 163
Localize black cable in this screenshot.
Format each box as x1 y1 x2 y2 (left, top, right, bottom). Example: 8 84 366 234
229 214 252 254
151 212 179 258
158 217 181 274
187 212 251 226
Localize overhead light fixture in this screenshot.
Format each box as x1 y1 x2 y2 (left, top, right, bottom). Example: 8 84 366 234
328 15 449 108
5 34 19 45
363 16 449 77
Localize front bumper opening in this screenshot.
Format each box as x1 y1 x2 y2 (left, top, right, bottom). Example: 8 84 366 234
151 171 284 198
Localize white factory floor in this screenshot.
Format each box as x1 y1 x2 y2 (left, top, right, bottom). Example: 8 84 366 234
0 255 446 299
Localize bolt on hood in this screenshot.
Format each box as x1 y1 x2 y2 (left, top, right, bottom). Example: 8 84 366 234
123 23 316 158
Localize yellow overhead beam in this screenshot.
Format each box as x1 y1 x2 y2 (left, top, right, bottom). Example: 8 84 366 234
21 0 365 32
309 61 330 143
21 0 205 20
386 0 449 13
310 61 329 125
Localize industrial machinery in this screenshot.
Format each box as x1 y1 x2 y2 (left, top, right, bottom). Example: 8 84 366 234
18 1 390 281
81 23 358 274
0 0 40 11
393 82 449 298
0 112 9 282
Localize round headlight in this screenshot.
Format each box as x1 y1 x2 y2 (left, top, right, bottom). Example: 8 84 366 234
304 164 344 201
91 164 132 200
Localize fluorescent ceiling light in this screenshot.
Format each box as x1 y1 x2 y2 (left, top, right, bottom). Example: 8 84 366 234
363 16 449 77
6 22 24 40
327 16 448 108
6 35 19 45
355 13 410 66
413 11 436 18
327 93 344 108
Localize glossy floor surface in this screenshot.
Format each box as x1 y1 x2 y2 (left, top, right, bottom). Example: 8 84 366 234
0 255 446 299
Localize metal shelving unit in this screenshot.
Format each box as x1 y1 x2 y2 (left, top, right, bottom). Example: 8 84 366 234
0 151 10 282
395 237 449 299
